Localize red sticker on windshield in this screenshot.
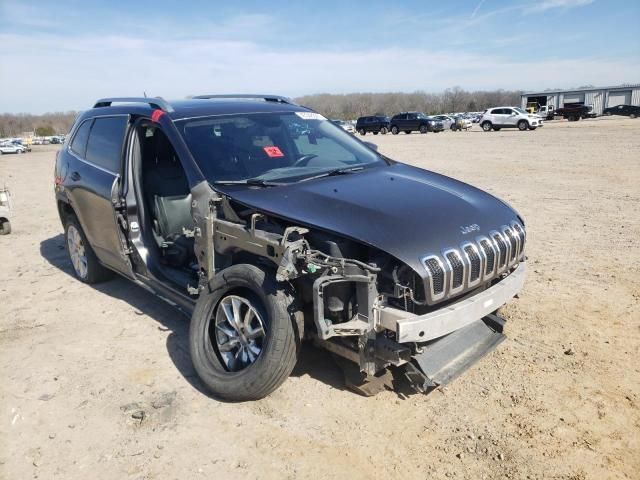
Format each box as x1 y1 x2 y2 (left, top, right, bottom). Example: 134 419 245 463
263 146 284 158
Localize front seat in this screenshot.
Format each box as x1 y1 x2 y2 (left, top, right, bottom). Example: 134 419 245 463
142 130 194 266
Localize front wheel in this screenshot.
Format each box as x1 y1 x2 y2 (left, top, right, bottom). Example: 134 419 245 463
380 127 388 135
481 121 492 132
419 125 428 134
518 120 528 131
391 126 399 135
190 264 302 401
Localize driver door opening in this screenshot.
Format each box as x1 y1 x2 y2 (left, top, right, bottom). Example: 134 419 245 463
132 122 198 291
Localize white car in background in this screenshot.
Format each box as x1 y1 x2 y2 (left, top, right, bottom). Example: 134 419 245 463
331 119 355 134
479 107 542 132
0 143 26 154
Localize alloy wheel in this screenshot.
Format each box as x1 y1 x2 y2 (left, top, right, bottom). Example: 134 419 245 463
213 295 266 372
67 225 88 279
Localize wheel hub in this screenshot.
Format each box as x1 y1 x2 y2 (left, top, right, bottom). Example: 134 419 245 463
213 295 266 372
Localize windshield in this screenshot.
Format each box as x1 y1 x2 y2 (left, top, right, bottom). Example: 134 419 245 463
514 107 527 114
178 112 385 184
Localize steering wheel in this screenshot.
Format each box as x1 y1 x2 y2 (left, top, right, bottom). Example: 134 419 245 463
292 154 318 167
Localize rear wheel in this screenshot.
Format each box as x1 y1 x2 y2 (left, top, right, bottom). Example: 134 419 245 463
64 215 112 284
518 120 528 131
190 264 302 401
0 219 11 235
391 126 399 135
358 128 366 136
482 121 492 132
380 127 388 135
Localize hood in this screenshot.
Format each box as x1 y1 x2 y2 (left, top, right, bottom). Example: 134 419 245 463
217 163 521 273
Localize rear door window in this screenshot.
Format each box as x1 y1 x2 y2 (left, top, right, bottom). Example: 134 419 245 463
85 116 128 172
69 120 92 158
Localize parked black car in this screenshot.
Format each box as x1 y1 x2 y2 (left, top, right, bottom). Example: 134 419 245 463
355 115 390 135
389 112 441 134
603 104 640 118
54 95 526 401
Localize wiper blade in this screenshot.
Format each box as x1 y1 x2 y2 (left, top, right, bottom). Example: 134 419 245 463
213 178 283 187
298 166 365 183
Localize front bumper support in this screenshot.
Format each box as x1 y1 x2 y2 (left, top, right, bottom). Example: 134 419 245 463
377 262 526 343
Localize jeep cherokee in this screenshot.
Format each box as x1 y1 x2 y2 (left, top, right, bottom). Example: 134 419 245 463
54 95 527 401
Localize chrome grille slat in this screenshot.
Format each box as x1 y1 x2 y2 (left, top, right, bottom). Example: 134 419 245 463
421 222 525 304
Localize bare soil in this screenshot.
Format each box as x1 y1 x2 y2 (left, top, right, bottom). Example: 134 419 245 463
1 117 639 480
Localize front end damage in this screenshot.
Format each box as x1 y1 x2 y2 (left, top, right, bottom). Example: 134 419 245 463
191 184 526 395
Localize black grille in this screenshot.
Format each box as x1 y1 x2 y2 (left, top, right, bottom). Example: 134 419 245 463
505 228 517 261
424 258 444 294
512 223 525 255
464 245 481 282
493 234 507 267
480 239 495 274
446 251 464 289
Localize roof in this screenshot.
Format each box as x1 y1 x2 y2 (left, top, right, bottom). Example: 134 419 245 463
87 95 310 121
522 84 640 96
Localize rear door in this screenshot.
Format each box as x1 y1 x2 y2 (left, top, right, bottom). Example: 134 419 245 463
66 115 133 276
502 108 518 127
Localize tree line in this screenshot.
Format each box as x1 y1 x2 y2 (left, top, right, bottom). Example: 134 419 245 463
295 87 523 119
0 112 79 138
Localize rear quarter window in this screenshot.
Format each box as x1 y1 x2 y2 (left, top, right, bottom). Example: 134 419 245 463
85 116 128 172
69 120 92 158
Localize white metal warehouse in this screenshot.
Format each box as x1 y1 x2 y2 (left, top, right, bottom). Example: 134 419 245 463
521 84 640 116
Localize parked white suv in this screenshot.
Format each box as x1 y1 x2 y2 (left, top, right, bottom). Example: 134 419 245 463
480 107 542 132
0 143 26 154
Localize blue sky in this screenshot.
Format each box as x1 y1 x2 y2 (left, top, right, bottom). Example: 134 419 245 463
0 0 638 113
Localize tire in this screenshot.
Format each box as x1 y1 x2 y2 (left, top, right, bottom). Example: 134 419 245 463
358 128 366 136
0 219 10 235
404 130 411 134
493 127 501 131
391 126 399 135
190 264 301 401
630 114 637 119
373 131 379 135
380 127 388 135
481 121 492 132
64 215 112 284
419 125 428 134
518 120 528 131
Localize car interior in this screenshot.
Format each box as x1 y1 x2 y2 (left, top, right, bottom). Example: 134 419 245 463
137 125 197 283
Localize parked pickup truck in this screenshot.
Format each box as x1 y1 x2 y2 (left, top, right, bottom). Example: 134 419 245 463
54 95 527 401
554 103 595 121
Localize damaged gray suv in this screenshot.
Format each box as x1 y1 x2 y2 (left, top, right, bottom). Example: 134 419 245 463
54 95 526 400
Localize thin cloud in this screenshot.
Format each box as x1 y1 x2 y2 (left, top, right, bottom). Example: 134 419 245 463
524 0 595 13
1 30 638 113
471 0 487 18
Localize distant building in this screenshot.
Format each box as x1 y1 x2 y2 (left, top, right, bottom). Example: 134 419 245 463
521 84 640 116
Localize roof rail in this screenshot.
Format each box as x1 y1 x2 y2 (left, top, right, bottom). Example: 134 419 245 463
93 97 174 113
191 94 297 105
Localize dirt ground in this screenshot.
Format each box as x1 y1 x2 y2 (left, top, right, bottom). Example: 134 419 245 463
1 116 639 480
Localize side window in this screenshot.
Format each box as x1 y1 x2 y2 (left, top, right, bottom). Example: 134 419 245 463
69 120 92 158
85 116 128 172
503 109 513 115
492 109 503 115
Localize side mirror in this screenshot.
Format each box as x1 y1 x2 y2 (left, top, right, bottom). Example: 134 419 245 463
364 141 378 151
